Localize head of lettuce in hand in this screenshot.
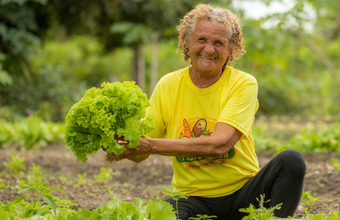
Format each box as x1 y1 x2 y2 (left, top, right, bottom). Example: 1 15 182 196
64 81 155 162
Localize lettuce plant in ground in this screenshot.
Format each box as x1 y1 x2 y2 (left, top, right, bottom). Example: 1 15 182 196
64 81 155 162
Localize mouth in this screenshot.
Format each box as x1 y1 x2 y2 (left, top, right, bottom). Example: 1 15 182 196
199 55 216 60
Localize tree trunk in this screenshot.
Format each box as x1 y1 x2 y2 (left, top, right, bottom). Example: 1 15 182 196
150 32 159 96
132 45 145 91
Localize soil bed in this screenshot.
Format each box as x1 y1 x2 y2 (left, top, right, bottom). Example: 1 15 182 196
0 144 339 218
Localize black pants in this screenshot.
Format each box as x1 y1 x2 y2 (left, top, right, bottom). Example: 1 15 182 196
165 150 306 220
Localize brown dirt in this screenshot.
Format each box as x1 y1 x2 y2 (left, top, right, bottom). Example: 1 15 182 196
0 144 340 218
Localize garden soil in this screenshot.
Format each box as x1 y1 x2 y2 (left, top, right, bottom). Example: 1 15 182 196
0 144 339 219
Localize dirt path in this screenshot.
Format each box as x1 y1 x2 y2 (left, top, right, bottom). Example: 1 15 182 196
0 144 339 218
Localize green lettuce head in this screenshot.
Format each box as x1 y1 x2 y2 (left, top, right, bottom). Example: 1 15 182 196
64 81 155 162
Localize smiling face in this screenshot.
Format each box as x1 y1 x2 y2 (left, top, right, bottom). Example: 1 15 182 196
187 19 231 77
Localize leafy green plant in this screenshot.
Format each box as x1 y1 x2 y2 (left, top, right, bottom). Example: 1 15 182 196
0 181 75 219
239 194 283 220
94 167 116 184
14 117 46 150
163 190 189 219
26 163 42 184
286 124 340 153
64 81 155 162
252 127 283 152
106 187 118 200
42 122 65 144
300 190 320 213
53 197 77 214
17 181 64 215
76 173 87 187
306 212 339 220
0 178 5 189
0 121 14 147
329 157 340 170
4 154 26 176
70 197 176 220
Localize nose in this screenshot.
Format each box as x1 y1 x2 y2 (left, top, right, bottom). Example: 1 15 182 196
204 43 215 54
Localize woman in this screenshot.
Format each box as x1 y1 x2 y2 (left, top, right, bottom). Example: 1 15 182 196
118 4 306 220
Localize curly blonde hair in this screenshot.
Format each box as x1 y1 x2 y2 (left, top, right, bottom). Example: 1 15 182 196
177 4 245 66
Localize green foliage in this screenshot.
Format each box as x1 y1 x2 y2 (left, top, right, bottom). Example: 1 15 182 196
42 122 65 144
14 117 46 150
111 22 152 46
300 190 320 212
252 127 282 152
239 194 283 220
237 191 338 220
64 81 155 162
0 0 47 58
0 117 65 149
0 178 6 189
285 124 340 153
329 157 340 170
307 213 339 220
4 154 26 176
0 120 14 147
76 173 87 187
94 167 116 184
163 190 189 219
298 190 339 219
17 181 64 214
26 163 42 184
69 198 176 220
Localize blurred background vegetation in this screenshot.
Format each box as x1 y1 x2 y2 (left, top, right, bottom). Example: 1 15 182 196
0 0 339 122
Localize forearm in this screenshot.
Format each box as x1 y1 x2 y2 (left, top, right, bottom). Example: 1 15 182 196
122 122 242 160
137 135 234 158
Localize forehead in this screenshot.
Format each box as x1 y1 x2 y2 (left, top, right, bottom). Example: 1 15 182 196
192 20 231 40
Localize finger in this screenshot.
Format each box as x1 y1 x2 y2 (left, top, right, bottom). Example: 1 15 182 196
117 140 128 144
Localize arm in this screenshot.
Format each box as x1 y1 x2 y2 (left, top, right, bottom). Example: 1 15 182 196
122 122 241 162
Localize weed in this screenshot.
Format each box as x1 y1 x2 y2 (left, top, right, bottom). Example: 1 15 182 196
300 190 320 213
0 178 5 189
94 167 116 184
76 172 87 187
53 197 77 214
329 158 340 170
17 181 64 214
58 175 68 184
106 187 117 199
239 194 283 220
163 190 188 219
4 154 26 176
306 212 339 220
26 163 42 184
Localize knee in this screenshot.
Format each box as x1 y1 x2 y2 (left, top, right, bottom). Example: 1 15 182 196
276 150 306 177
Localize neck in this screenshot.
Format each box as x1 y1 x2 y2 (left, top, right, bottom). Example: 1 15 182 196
189 67 223 88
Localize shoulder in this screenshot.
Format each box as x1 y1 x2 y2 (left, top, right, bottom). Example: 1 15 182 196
227 66 257 85
155 67 188 90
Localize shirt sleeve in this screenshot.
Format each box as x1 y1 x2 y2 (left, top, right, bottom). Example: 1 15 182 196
218 76 259 138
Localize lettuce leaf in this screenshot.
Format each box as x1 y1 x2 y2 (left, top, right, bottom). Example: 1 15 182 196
64 81 154 162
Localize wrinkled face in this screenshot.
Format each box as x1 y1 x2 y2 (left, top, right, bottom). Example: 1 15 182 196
187 19 231 76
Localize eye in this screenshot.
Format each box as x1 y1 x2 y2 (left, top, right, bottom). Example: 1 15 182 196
215 41 223 46
198 37 206 43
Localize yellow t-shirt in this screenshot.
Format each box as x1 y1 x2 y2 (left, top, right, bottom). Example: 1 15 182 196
147 66 260 197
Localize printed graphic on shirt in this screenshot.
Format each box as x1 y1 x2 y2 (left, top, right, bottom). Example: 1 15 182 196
176 118 236 170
